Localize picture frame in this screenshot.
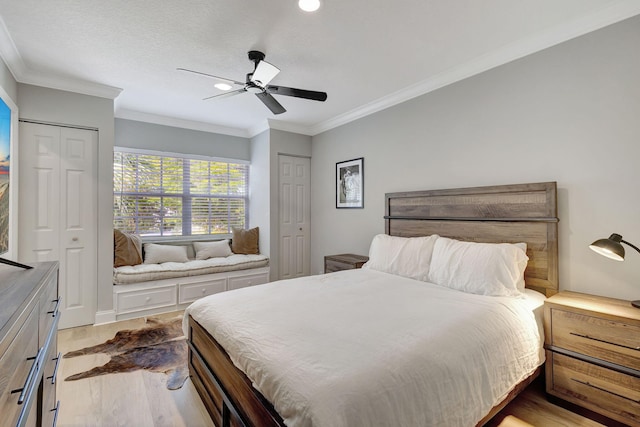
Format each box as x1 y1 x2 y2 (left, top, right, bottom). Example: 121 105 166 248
0 86 26 268
336 157 364 208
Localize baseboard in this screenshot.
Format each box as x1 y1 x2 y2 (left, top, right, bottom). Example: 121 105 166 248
94 310 117 325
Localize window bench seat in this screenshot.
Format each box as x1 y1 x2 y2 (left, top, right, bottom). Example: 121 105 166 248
112 254 269 321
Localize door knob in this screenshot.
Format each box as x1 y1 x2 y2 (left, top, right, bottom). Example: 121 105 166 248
72 237 79 242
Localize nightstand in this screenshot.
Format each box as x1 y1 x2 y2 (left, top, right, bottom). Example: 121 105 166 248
324 254 369 273
544 291 640 426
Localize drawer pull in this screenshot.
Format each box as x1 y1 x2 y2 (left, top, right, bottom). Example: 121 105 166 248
11 347 43 404
47 352 62 385
48 297 62 318
51 400 60 427
570 332 640 351
572 378 640 403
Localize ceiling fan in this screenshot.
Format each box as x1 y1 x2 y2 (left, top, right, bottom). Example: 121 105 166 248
178 51 327 115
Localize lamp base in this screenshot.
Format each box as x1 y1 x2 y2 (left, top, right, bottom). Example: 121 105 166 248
632 300 640 309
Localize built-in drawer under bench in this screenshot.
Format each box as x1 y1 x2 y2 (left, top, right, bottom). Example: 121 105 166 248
113 267 270 321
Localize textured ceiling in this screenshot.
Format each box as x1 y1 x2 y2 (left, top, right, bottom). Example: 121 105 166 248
1 0 639 136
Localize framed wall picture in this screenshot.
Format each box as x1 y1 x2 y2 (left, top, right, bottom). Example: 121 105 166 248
0 86 18 263
336 157 364 208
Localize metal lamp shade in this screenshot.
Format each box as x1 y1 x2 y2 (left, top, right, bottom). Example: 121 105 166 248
589 234 625 261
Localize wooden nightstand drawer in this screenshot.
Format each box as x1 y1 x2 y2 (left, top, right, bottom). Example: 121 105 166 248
324 254 369 273
550 308 640 370
545 291 640 425
548 352 640 425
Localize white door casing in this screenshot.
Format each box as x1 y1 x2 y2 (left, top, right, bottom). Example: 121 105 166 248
278 155 310 280
19 122 98 329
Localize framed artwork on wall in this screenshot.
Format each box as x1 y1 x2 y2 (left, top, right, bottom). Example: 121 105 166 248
336 157 364 209
0 86 26 268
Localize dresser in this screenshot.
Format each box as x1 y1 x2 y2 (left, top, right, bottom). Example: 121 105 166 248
0 262 60 427
544 291 640 426
324 254 369 273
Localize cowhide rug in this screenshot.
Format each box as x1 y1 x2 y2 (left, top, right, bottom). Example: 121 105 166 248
64 316 188 390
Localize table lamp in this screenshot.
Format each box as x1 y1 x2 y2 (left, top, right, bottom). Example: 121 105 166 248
589 233 640 308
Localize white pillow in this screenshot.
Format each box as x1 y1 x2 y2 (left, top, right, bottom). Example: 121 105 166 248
193 240 232 260
362 234 439 281
513 242 528 292
428 237 529 296
143 243 189 264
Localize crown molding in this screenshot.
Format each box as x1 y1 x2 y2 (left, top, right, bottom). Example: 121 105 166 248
0 15 122 100
0 14 27 80
3 2 639 137
247 120 270 138
19 71 122 100
115 108 251 138
266 119 313 136
309 1 640 135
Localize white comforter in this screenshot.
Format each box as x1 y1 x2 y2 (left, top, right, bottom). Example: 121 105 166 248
184 269 542 427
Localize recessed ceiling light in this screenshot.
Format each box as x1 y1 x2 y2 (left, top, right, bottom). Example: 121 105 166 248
298 0 320 12
214 83 233 91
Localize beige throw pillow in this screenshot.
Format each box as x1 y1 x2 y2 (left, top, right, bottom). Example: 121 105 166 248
114 229 143 268
231 227 259 254
193 240 232 260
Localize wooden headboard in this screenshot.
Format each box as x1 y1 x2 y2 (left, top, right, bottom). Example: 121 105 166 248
385 182 559 297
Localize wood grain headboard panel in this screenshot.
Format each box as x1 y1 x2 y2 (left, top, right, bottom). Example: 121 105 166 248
385 182 559 296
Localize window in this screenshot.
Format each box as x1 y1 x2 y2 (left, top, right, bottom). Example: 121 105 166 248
113 148 248 238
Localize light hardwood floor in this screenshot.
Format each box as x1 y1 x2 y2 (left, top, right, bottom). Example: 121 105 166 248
57 313 605 427
57 312 213 427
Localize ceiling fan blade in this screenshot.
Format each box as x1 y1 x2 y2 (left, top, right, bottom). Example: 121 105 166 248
251 60 280 87
177 68 244 86
266 85 327 102
255 92 286 115
203 88 246 101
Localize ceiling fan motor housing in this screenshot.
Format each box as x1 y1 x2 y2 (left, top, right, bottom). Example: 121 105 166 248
247 50 266 65
179 49 327 115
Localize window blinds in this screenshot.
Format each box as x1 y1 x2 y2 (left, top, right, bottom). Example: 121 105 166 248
113 150 248 237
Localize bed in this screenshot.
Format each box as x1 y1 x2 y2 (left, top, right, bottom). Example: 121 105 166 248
184 182 559 427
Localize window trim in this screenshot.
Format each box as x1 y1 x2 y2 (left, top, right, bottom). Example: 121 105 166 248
113 146 249 239
114 146 250 166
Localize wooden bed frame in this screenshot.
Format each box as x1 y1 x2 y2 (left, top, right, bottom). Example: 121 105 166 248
186 181 559 427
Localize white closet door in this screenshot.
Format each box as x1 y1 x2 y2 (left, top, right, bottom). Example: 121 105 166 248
19 122 98 329
278 155 310 280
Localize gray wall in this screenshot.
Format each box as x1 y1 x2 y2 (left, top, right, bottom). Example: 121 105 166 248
310 15 640 301
17 84 116 315
250 130 271 258
115 118 250 160
249 129 312 280
0 59 17 102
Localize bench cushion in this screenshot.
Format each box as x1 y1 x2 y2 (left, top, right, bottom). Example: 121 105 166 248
114 254 269 285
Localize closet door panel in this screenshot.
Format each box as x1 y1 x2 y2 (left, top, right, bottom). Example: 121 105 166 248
19 122 98 328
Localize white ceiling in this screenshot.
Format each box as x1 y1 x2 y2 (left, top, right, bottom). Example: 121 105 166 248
1 0 639 137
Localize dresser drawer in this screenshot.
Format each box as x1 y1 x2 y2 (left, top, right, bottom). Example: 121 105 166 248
0 308 39 427
41 310 61 427
228 272 269 291
39 273 60 347
179 278 227 304
116 285 177 314
550 308 640 370
42 340 60 427
548 352 640 426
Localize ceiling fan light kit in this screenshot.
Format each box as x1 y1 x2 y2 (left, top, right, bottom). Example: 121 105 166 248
214 83 233 91
179 50 327 115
